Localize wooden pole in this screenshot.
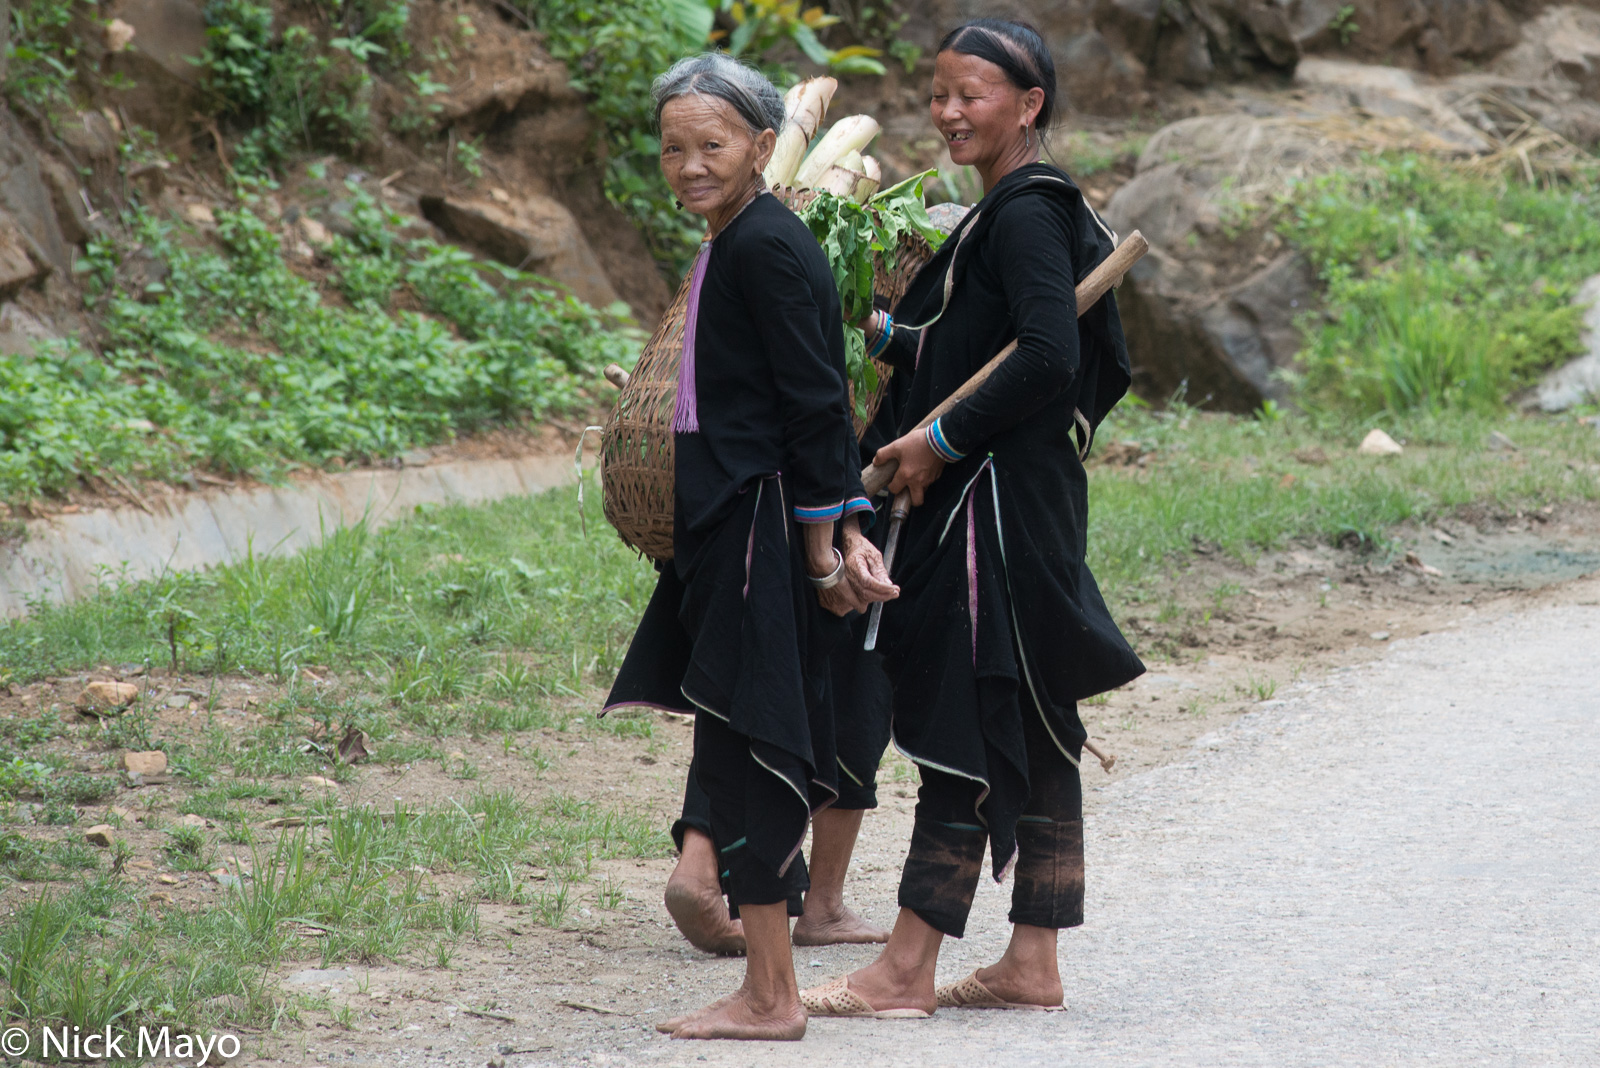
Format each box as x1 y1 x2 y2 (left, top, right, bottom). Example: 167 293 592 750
860 230 1148 498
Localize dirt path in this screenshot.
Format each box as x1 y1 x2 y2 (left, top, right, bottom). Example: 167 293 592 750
178 506 1600 1066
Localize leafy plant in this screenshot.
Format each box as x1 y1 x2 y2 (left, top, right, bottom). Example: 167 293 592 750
3 0 97 108
1279 155 1600 416
795 172 944 413
717 0 886 75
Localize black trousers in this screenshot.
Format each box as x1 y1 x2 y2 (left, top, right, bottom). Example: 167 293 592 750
691 710 811 910
898 710 1085 938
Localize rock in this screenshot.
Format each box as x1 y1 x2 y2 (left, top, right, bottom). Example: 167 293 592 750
78 680 141 713
175 813 208 828
1533 274 1600 411
1058 30 1150 114
0 302 61 357
121 750 168 776
0 213 49 299
419 192 625 312
101 0 207 140
105 17 137 52
85 824 116 847
1294 59 1493 153
1487 429 1519 451
109 805 136 822
182 202 216 228
1106 115 1333 409
1359 429 1405 455
1305 0 1520 68
296 215 331 247
0 108 71 276
303 775 339 790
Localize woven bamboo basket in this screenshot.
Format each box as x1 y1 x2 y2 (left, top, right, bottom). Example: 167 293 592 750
600 228 934 562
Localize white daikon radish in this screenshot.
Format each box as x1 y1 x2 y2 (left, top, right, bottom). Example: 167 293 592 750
793 114 881 189
764 77 837 189
854 155 883 202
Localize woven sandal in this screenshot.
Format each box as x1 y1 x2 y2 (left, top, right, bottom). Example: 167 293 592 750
935 971 1066 1012
800 976 932 1019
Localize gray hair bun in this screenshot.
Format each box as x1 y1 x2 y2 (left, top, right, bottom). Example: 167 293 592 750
652 53 786 136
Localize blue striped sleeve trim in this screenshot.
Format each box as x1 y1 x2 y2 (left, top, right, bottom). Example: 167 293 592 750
842 496 876 531
926 418 966 463
793 501 844 523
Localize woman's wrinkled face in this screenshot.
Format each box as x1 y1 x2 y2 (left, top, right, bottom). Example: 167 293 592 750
659 95 772 220
929 48 1042 172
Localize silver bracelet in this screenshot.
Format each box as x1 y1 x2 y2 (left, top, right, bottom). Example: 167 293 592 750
806 547 846 590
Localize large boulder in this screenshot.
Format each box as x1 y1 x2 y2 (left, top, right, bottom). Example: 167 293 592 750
419 190 625 312
1105 114 1341 409
1531 274 1600 411
0 107 69 281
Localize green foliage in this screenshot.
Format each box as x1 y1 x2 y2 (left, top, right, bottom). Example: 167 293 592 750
795 172 944 413
524 0 710 274
0 186 635 503
3 0 96 109
717 0 885 75
200 0 381 169
1279 156 1600 416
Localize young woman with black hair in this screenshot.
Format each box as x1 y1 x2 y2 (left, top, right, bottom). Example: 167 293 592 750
801 18 1145 1018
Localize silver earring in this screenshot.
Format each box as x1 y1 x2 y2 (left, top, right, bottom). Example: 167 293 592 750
1024 124 1032 149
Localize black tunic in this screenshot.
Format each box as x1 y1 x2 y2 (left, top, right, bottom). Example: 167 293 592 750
605 193 871 879
876 164 1145 879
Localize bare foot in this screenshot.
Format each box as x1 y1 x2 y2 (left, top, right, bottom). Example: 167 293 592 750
792 903 890 946
669 988 806 1041
832 959 938 1016
655 992 740 1034
664 878 746 956
972 960 1064 1008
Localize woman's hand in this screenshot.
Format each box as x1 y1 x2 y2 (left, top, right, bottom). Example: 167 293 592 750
841 519 898 609
874 429 946 507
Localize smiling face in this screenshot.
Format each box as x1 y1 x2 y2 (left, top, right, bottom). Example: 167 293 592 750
659 95 775 228
929 48 1045 188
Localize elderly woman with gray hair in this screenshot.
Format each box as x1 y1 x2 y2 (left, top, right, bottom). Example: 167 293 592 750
603 52 897 1041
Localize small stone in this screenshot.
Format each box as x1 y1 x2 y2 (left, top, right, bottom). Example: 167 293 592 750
183 203 215 228
1487 430 1519 452
260 816 306 829
104 18 136 52
121 750 168 776
165 694 192 709
147 891 173 904
77 680 140 713
1358 429 1403 456
1370 631 1391 642
175 813 208 829
109 805 136 822
157 874 180 885
448 750 466 761
85 824 116 847
297 216 331 247
303 775 339 790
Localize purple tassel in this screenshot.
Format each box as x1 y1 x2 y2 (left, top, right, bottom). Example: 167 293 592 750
673 241 713 434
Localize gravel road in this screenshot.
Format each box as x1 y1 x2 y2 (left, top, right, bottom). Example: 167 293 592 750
570 592 1600 1068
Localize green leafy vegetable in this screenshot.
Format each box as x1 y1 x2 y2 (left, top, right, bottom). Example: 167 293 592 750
795 171 944 417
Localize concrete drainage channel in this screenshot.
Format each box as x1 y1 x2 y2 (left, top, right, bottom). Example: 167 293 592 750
0 452 577 617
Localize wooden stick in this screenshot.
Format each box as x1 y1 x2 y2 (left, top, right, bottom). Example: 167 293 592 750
860 230 1148 498
1084 739 1116 773
603 364 630 390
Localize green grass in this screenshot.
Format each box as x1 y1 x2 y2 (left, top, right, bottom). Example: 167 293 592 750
1088 404 1600 605
1277 155 1600 415
0 789 666 1040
